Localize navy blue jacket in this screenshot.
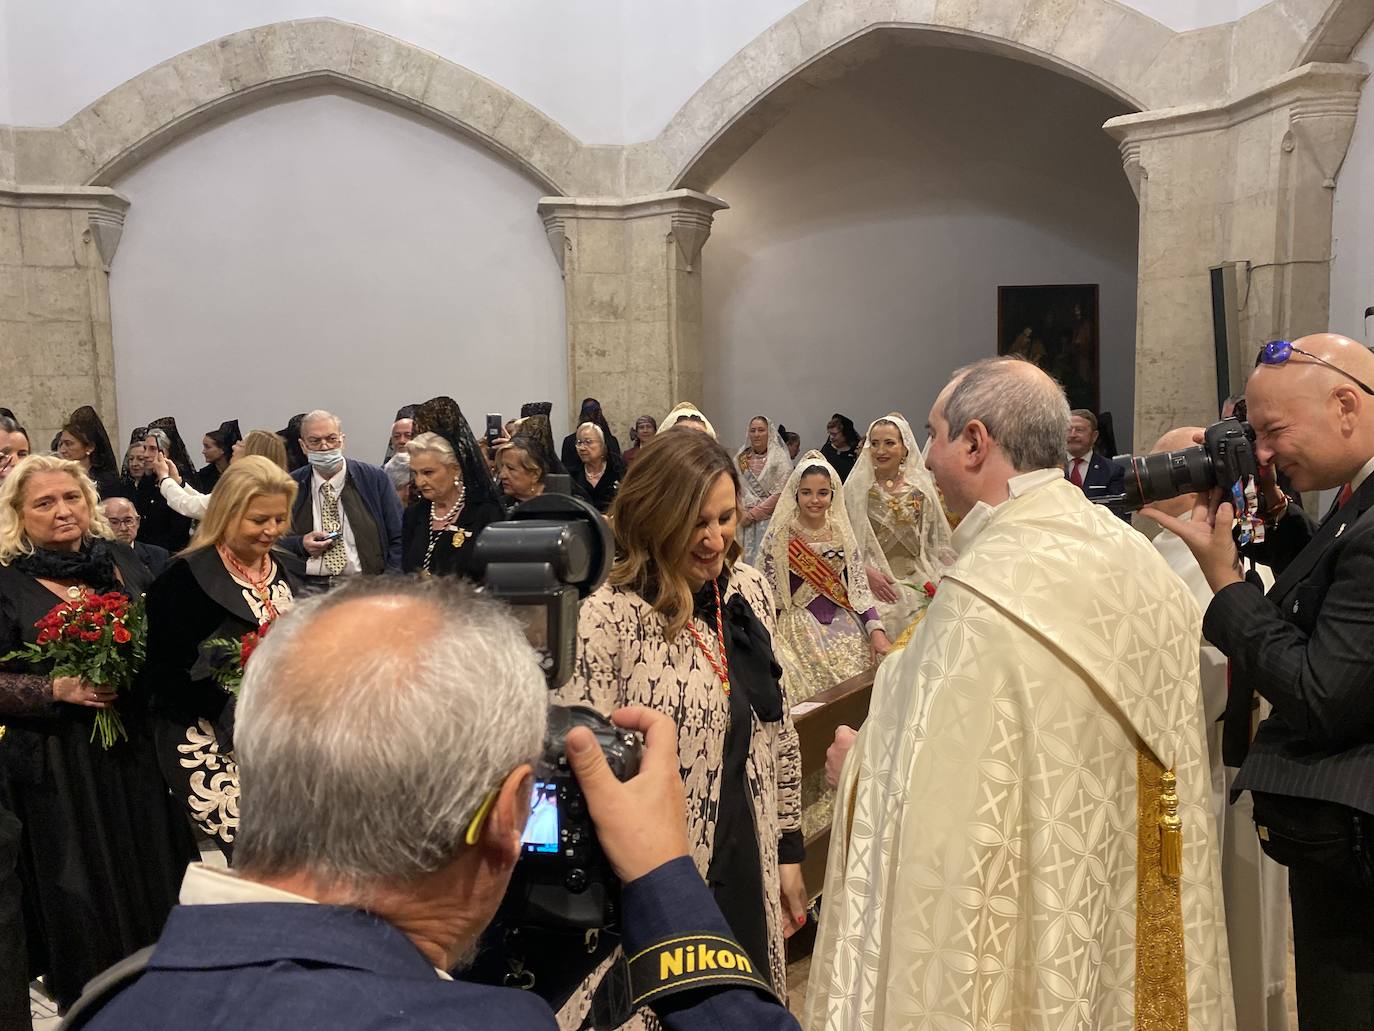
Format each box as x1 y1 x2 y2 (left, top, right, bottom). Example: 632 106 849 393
282 459 404 574
1066 451 1129 521
83 857 799 1031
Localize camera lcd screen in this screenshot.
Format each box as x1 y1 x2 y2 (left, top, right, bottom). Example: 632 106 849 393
522 780 560 854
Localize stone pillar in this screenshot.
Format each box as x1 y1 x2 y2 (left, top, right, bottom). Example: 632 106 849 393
0 186 129 447
537 190 728 430
1107 63 1366 451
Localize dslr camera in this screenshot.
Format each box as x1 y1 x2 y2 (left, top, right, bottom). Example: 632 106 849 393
474 477 640 932
1106 417 1261 514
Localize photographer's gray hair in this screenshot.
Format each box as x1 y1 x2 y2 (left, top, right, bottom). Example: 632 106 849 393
234 577 547 892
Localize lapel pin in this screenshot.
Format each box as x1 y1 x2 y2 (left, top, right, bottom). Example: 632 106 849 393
1336 523 1347 538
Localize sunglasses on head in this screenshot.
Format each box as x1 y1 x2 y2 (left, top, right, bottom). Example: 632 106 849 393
1256 339 1374 396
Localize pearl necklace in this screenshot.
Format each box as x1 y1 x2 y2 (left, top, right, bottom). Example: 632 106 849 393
422 484 467 575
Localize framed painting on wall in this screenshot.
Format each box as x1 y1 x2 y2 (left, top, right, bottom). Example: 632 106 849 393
997 283 1100 412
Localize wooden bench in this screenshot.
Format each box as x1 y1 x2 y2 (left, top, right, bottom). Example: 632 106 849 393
791 668 875 901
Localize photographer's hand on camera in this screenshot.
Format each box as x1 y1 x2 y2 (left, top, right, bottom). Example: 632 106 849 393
1141 488 1245 593
566 706 689 882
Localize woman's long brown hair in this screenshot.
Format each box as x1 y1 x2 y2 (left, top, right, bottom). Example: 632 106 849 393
607 427 741 640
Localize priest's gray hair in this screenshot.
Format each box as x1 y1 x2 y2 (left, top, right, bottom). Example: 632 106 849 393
234 577 547 894
943 356 1071 472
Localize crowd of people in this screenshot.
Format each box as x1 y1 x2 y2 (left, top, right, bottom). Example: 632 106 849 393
0 336 1371 1029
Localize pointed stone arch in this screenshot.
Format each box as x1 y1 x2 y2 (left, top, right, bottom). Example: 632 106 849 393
626 0 1256 195
10 19 616 196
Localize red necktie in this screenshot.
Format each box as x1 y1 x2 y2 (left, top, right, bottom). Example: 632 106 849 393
1339 483 1354 507
1070 460 1084 487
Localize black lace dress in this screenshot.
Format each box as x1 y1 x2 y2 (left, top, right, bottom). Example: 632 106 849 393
0 545 196 1009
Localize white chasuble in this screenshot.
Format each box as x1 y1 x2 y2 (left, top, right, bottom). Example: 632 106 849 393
804 478 1233 1031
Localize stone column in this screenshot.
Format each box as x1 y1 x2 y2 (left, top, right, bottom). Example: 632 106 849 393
0 186 130 447
1106 63 1366 451
537 190 728 430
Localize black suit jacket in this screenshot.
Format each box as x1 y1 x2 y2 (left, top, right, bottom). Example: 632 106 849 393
1065 452 1128 521
1203 472 1374 816
133 541 170 579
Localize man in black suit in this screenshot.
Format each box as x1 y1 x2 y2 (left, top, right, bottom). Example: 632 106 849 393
100 496 170 577
1064 408 1127 519
281 409 403 592
1147 332 1374 1028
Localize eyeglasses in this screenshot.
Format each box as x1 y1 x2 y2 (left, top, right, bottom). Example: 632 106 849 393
304 434 344 449
1256 340 1374 396
574 439 597 448
107 517 138 528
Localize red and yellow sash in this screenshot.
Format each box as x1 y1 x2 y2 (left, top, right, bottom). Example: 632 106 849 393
788 536 851 610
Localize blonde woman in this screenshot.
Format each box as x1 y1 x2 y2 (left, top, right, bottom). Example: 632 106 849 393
152 428 289 520
0 455 194 1008
143 456 298 858
553 427 804 1029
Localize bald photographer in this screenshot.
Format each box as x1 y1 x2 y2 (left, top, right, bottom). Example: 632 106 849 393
1147 332 1374 1028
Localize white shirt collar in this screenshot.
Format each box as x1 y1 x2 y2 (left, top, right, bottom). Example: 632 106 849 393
950 468 1065 556
1352 454 1374 493
177 864 453 980
311 463 347 491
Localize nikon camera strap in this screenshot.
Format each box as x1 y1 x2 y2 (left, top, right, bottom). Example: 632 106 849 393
624 931 778 1010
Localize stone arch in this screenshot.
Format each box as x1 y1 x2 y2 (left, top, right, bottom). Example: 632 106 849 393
19 19 612 196
635 0 1243 195
1296 0 1374 64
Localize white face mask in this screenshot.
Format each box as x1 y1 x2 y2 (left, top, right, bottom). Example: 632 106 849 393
307 448 344 470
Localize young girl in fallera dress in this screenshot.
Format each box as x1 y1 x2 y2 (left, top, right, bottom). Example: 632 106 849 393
762 452 890 837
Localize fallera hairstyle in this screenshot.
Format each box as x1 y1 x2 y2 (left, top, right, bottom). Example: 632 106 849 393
943 356 1071 472
607 427 741 640
0 455 113 565
187 455 298 553
1069 408 1099 432
406 431 458 467
234 577 547 893
238 429 288 471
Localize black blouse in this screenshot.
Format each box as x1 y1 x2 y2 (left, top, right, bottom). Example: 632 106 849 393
401 498 504 580
142 547 295 732
569 459 625 514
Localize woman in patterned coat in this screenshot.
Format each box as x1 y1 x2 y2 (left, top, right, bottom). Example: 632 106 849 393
143 457 299 859
553 426 805 1030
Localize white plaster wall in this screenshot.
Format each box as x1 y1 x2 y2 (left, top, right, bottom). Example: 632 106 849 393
108 90 567 456
3 0 1272 143
702 46 1140 452
1330 27 1374 343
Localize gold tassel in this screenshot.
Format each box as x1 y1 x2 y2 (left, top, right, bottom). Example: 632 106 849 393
1158 767 1182 879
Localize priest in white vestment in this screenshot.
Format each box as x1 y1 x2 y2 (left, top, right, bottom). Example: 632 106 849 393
1147 427 1289 1031
804 358 1234 1031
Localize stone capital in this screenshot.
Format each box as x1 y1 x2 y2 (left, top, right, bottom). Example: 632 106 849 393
1104 59 1363 165
0 184 131 270
536 190 728 274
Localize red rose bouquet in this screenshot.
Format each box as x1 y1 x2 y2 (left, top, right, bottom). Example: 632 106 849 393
202 622 271 697
2 591 146 748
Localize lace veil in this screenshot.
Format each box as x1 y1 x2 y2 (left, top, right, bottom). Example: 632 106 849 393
843 412 952 583
733 415 792 506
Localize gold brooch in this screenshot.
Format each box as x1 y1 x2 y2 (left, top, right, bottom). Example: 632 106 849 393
452 530 470 549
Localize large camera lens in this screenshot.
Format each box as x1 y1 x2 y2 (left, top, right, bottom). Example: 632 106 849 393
1122 445 1214 510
